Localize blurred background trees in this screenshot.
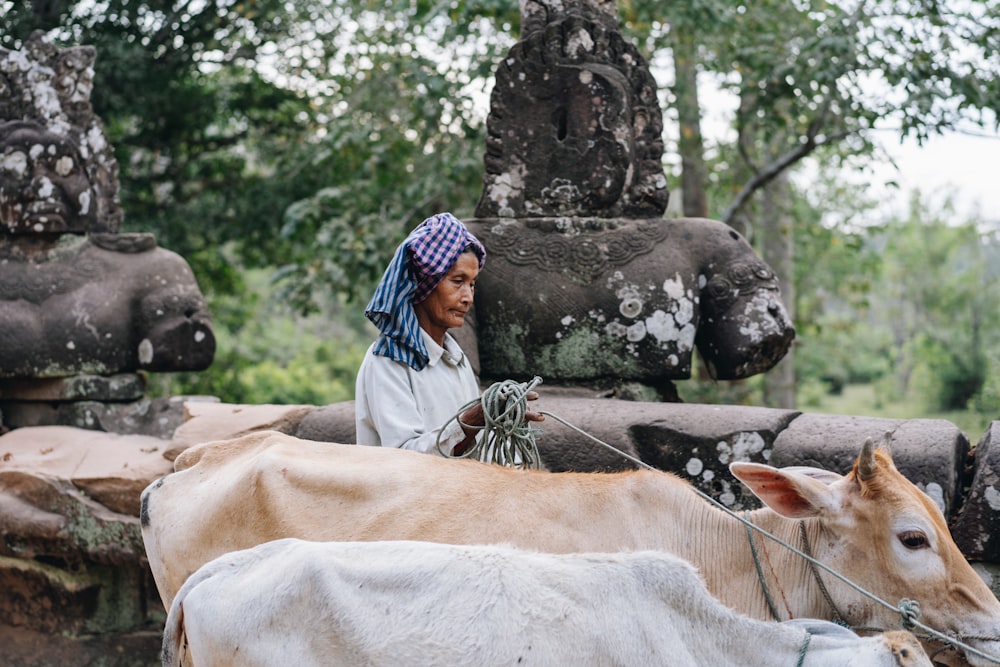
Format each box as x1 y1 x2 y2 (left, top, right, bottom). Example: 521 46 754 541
2 0 998 433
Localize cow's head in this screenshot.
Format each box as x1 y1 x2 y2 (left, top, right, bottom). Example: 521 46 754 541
695 258 795 379
732 437 1000 667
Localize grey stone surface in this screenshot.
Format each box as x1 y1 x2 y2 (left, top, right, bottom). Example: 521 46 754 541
295 400 358 444
770 413 969 515
953 422 1000 560
0 235 215 378
0 396 189 439
0 374 145 401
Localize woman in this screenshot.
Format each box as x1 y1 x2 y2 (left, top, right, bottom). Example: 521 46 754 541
355 212 542 456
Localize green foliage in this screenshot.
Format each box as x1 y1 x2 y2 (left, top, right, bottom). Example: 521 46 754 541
798 192 1000 422
874 194 1000 411
269 2 517 312
809 383 993 440
149 269 374 404
972 351 1000 418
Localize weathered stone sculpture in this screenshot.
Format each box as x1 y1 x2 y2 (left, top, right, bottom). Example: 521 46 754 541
467 0 793 396
0 233 214 376
0 33 215 432
477 12 668 218
468 216 794 387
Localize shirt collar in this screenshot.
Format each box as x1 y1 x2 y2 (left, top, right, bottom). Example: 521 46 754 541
420 329 465 368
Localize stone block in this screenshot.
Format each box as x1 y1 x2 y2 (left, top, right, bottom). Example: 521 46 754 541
0 426 169 650
0 396 188 439
0 623 160 667
529 397 799 509
0 374 145 402
771 413 969 515
295 400 358 444
953 423 1000 560
163 401 315 460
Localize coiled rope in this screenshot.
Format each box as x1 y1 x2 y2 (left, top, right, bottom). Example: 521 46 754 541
436 376 544 469
533 407 1000 665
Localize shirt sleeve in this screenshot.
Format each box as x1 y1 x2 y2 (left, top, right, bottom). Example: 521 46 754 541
356 352 470 455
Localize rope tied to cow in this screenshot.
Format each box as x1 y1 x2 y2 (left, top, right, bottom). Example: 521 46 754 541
795 632 812 667
437 376 544 469
898 599 921 631
536 407 1000 666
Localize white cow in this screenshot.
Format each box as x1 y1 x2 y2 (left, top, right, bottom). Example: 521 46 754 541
162 538 932 667
141 432 1000 666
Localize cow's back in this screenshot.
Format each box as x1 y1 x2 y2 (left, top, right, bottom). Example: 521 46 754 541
166 539 700 667
141 431 686 607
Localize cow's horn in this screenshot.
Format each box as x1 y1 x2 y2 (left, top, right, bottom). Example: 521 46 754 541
879 430 895 454
858 437 877 481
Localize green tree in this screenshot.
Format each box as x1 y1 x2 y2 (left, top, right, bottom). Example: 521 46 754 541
874 193 1000 411
625 0 1000 407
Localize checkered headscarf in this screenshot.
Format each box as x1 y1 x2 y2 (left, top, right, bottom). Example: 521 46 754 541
365 213 486 370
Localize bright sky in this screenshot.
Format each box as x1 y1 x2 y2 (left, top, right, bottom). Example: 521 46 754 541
688 75 1000 227
866 130 1000 224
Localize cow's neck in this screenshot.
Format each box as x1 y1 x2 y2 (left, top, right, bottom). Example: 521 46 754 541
670 498 837 622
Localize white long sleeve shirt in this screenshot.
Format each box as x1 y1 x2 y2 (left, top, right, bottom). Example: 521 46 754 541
355 329 480 455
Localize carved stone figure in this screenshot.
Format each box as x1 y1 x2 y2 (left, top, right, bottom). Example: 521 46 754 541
476 13 669 219
0 234 215 378
0 33 122 233
469 0 793 395
0 120 101 233
0 34 214 404
467 217 794 391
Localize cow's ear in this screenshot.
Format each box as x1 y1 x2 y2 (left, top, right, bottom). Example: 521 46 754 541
729 462 837 518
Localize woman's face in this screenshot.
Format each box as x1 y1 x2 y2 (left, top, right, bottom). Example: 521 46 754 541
414 250 480 344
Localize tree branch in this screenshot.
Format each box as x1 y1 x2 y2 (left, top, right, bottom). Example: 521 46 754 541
722 93 853 226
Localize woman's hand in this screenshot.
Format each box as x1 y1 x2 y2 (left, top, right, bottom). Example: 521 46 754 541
454 389 544 455
525 390 545 423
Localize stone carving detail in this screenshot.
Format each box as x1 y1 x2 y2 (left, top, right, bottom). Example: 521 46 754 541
476 13 669 218
0 32 122 233
484 218 670 283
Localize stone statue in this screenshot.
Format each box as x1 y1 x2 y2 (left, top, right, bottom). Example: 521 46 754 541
0 33 214 430
467 216 794 392
476 12 668 219
467 0 794 397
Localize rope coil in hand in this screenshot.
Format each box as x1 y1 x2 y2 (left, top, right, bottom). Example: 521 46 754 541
436 376 544 469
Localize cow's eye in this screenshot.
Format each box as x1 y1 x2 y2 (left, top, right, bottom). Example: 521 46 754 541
898 531 928 550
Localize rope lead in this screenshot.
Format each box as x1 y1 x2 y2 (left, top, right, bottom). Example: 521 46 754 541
437 376 544 469
534 406 1000 665
437 378 999 665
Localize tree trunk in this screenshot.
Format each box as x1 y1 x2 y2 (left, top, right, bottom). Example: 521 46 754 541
672 30 707 218
759 169 796 409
